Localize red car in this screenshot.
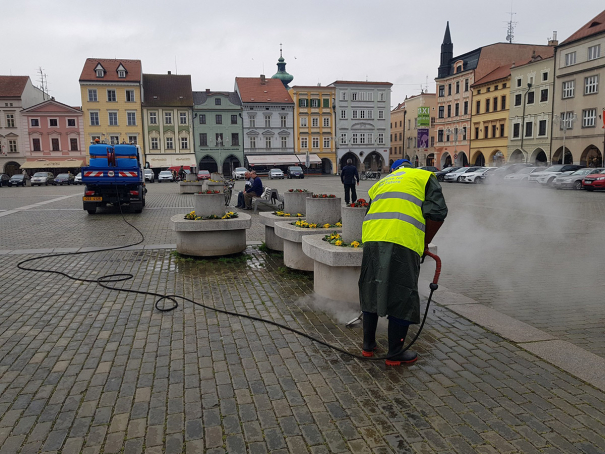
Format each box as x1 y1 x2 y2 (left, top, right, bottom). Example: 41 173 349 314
197 170 211 181
582 169 605 191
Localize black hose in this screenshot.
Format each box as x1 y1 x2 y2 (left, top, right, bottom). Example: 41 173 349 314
16 191 436 362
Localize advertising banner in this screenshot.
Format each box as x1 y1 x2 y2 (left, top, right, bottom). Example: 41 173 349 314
417 107 430 128
417 128 429 149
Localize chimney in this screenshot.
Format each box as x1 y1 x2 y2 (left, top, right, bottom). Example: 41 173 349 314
260 74 266 85
168 71 172 75
206 89 210 94
548 31 558 47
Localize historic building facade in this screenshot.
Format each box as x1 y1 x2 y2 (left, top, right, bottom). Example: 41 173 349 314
141 73 194 170
0 76 48 174
390 102 405 167
330 80 391 172
289 85 336 173
192 90 244 176
552 11 605 166
401 92 437 167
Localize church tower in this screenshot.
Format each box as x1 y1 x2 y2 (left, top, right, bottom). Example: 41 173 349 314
271 44 294 88
438 22 453 79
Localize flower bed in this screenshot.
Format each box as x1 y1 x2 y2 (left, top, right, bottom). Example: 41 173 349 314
348 198 369 208
287 189 310 193
293 220 341 229
273 211 304 217
185 210 239 220
311 194 336 198
198 190 221 194
322 232 362 248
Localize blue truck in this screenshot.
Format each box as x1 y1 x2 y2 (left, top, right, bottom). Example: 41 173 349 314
82 143 146 214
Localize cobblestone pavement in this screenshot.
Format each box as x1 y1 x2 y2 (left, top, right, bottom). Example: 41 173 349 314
1 245 605 453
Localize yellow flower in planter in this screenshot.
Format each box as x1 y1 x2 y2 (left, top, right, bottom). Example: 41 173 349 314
297 213 303 217
351 241 360 248
222 214 228 219
335 240 343 246
323 223 331 229
309 223 317 228
284 213 291 217
335 222 342 227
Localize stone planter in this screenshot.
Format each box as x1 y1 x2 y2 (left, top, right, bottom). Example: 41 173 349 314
283 191 312 215
259 212 306 251
205 181 224 192
306 197 341 225
194 193 224 218
341 206 366 243
274 221 341 271
179 181 204 194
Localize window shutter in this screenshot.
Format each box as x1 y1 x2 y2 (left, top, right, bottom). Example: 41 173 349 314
299 99 303 107
323 99 329 108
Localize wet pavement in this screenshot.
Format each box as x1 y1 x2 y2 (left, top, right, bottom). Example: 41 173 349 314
0 178 604 453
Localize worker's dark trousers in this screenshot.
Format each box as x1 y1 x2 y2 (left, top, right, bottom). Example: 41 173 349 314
343 183 357 204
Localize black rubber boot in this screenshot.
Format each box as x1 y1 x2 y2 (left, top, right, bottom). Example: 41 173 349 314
362 312 379 357
385 319 417 366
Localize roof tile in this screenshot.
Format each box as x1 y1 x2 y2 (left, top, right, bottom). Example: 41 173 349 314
561 10 605 45
0 76 29 98
79 58 142 83
235 77 294 104
142 74 193 107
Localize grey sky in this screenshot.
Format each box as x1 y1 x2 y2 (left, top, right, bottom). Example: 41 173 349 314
4 1 604 108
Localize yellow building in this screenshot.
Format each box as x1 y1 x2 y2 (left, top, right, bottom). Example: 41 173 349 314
289 86 336 174
470 66 511 166
79 58 144 160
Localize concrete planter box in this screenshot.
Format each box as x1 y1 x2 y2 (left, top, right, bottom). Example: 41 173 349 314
194 193 224 218
259 212 306 251
306 197 341 225
179 181 204 194
205 182 224 192
283 191 312 215
171 213 252 257
274 221 341 271
341 206 366 243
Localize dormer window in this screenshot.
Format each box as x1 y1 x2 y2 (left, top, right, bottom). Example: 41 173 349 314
94 63 105 78
118 70 126 78
96 69 104 77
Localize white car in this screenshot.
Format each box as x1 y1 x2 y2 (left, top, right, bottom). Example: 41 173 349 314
503 167 543 184
553 168 603 190
443 166 484 182
528 165 584 186
269 168 284 179
143 169 155 183
460 167 497 183
234 167 248 180
74 172 83 185
157 170 174 182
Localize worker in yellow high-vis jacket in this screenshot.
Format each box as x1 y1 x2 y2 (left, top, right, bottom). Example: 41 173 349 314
359 160 448 366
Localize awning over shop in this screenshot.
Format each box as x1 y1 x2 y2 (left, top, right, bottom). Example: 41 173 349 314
21 159 85 169
246 154 322 166
146 154 197 168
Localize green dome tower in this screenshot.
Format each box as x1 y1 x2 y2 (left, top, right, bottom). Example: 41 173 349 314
271 44 294 88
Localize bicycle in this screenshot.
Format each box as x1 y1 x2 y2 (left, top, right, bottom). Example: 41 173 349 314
223 178 234 206
360 170 381 180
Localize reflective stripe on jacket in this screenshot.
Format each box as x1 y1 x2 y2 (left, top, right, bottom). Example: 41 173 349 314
362 168 431 256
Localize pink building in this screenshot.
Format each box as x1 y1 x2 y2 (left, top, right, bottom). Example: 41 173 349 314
21 99 85 173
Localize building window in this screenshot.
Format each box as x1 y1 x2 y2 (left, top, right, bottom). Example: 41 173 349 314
359 133 366 144
301 117 308 127
585 75 599 95
430 136 434 147
323 98 330 108
90 112 99 126
126 90 135 102
312 137 319 148
352 92 358 101
52 138 60 151
560 112 574 130
340 92 347 101
447 84 451 96
216 114 222 125
312 117 319 127
299 98 308 107
301 137 308 148
127 112 136 126
215 98 221 106
96 69 104 78
513 123 520 138
438 85 445 97
360 110 366 119
340 133 347 144
199 133 207 146
108 112 118 126
476 100 481 114
181 137 188 149
454 103 459 116
151 137 159 149
527 91 535 104
88 89 97 102
352 110 358 119
200 114 206 125
48 118 58 127
378 133 384 144
128 136 137 145
462 126 467 140
108 135 119 145
516 78 522 88
323 137 330 148
378 110 384 119
438 130 444 142
250 137 256 148
463 101 468 115
492 125 497 138
231 115 238 125
107 90 116 102
565 52 576 66
438 106 444 118
562 80 575 98
149 112 157 124
500 124 504 137
485 99 490 112
540 89 548 102
30 118 39 127
340 110 347 119
379 92 385 101
179 112 187 125
216 133 223 145
67 119 76 127
352 133 358 144
265 137 272 149
514 94 522 106
456 81 460 94
464 79 469 91
32 138 41 151
8 140 17 153
493 98 498 111
583 109 596 127
264 115 271 128
525 121 533 137
310 99 320 108
281 136 287 149
280 115 287 128
232 133 239 146
542 72 548 82
165 112 172 124
323 117 330 127
588 45 601 61
538 119 547 136
166 137 174 149
249 114 256 128
118 70 125 78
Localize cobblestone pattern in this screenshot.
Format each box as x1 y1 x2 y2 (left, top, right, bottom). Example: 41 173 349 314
1 247 605 453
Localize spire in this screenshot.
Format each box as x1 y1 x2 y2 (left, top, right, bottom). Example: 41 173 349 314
438 22 454 79
443 21 452 45
272 44 294 88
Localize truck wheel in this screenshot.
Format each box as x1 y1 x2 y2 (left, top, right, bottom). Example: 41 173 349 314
131 203 143 213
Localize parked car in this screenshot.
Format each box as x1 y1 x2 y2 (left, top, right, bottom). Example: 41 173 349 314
234 167 248 180
74 172 83 185
157 170 174 182
287 166 304 179
434 166 461 181
582 169 605 191
197 170 211 180
31 172 55 186
418 166 439 173
143 169 155 183
0 174 10 187
503 167 543 184
8 174 29 187
528 164 585 186
269 168 285 179
484 163 532 183
443 166 484 182
554 168 604 190
54 173 74 185
460 167 497 183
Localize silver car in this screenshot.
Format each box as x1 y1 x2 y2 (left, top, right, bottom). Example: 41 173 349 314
443 166 484 182
234 167 248 180
157 170 174 182
269 168 284 179
503 167 543 184
143 169 155 183
553 168 603 190
31 172 55 186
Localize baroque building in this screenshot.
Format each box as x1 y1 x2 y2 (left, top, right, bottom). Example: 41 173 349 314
401 92 437 167
389 101 405 167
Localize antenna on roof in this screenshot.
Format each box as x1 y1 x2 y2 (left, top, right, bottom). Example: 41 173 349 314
37 67 49 99
505 2 516 43
175 56 178 75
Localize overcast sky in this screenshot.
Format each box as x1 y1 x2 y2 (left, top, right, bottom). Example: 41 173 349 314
4 1 604 108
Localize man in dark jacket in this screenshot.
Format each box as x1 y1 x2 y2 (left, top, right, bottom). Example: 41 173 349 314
341 159 359 204
244 171 263 209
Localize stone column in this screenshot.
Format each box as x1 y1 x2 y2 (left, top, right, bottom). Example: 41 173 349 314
283 191 312 214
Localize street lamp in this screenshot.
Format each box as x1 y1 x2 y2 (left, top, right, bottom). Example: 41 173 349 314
552 107 577 165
